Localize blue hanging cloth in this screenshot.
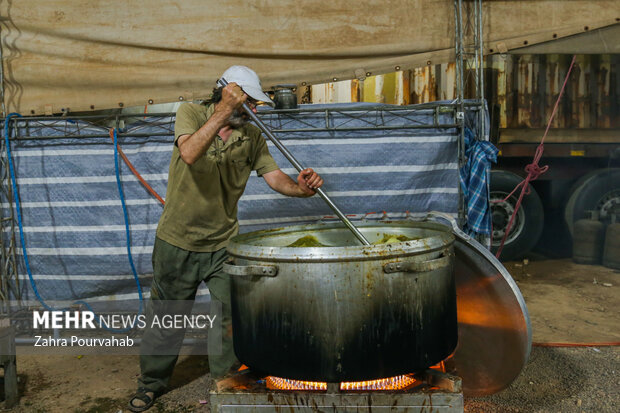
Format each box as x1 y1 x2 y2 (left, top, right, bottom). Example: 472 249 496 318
459 128 498 236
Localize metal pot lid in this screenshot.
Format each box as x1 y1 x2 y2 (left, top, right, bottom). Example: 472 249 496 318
425 212 532 397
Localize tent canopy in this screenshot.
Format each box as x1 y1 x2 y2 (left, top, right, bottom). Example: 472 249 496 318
1 0 618 114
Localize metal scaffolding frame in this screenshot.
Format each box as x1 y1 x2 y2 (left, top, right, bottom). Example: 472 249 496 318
454 0 485 136
454 0 486 237
0 121 20 313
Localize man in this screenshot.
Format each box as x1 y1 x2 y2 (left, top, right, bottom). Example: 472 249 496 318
128 65 323 412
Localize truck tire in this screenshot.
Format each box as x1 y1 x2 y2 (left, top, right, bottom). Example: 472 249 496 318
564 168 620 235
490 170 544 261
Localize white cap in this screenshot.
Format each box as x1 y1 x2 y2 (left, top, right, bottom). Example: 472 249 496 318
219 65 274 107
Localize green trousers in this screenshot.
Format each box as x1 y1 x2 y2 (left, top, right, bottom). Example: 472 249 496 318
138 237 239 393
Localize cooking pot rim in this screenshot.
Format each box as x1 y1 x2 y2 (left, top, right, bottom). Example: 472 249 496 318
227 220 454 262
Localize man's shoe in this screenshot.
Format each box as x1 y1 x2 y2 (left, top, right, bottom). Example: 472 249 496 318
128 388 155 412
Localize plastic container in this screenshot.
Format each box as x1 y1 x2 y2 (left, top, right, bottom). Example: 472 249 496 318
572 211 606 265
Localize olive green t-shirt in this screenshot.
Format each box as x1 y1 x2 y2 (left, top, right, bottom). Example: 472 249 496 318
156 103 279 251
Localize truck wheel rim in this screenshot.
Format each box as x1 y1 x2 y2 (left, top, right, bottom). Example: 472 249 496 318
597 189 620 220
490 191 525 247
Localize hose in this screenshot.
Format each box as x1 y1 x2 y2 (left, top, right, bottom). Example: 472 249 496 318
111 127 144 319
4 113 49 309
533 342 620 348
3 114 143 332
108 128 165 205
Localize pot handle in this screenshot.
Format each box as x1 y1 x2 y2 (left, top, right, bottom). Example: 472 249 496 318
223 262 278 277
383 253 452 274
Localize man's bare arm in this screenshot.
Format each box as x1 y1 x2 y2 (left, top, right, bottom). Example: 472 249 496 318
262 168 323 197
177 83 246 164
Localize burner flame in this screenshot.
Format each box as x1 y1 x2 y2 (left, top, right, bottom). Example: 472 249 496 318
266 374 417 391
341 375 417 391
266 376 327 391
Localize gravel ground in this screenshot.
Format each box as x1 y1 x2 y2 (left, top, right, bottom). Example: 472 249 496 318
2 345 618 412
152 374 212 413
464 346 620 413
146 346 620 413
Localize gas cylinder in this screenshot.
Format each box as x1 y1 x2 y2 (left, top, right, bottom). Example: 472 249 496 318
572 211 606 265
603 214 620 269
273 85 298 109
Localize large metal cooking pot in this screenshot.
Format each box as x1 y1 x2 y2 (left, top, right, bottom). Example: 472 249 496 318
224 220 457 382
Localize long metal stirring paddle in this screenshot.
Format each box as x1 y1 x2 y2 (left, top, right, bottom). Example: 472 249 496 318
218 79 370 245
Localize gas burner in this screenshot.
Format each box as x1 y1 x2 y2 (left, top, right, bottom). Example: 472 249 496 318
210 369 464 412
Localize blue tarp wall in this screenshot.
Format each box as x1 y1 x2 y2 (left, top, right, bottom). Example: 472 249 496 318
1 103 463 304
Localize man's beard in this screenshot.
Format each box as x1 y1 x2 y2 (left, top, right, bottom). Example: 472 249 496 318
227 110 250 128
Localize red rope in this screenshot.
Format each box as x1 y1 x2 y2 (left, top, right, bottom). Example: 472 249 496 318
495 55 577 259
533 341 620 348
108 128 166 206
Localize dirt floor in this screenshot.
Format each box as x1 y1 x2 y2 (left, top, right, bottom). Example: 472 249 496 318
0 258 618 412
